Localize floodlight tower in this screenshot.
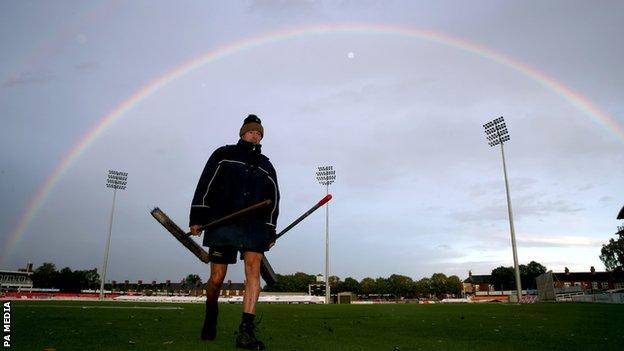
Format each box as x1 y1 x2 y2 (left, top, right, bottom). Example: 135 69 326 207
100 170 128 300
483 117 522 301
316 165 336 304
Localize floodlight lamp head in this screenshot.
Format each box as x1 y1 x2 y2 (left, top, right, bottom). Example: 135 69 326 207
483 116 511 147
316 165 336 186
106 170 128 190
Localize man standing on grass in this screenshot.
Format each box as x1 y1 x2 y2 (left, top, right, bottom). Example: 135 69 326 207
189 114 279 350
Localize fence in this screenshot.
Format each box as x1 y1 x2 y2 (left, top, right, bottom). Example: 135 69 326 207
570 293 624 304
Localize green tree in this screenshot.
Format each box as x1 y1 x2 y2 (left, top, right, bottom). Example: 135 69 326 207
520 261 547 289
414 278 432 298
387 274 414 298
446 275 464 297
83 268 100 290
490 266 515 290
32 262 59 289
291 272 316 292
263 272 315 292
374 277 389 295
360 277 376 295
262 273 288 292
184 274 202 289
69 268 100 292
430 273 448 298
328 275 341 292
600 231 624 272
57 267 79 292
341 277 361 294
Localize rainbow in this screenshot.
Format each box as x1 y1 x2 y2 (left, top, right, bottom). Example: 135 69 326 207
2 23 623 265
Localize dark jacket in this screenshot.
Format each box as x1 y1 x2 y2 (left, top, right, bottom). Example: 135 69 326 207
189 139 279 252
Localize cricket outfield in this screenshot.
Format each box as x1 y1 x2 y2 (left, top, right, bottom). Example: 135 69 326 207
9 300 624 350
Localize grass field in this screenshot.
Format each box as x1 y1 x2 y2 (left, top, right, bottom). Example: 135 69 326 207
8 300 624 350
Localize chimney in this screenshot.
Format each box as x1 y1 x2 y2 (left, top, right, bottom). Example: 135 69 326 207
27 262 33 272
590 266 596 274
564 267 570 275
469 270 473 278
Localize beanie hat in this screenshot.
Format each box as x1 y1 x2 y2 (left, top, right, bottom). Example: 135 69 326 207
239 114 264 138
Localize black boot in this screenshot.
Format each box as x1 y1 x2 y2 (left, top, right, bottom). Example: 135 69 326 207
201 302 218 340
236 313 264 350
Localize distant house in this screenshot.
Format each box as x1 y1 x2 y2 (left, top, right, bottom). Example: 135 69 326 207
462 271 494 295
184 280 245 297
536 266 624 301
547 267 624 292
220 280 245 297
104 279 245 297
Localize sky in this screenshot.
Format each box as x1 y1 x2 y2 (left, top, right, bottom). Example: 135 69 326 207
1 0 623 285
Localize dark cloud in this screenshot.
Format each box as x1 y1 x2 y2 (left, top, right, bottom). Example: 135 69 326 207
599 196 613 203
247 0 323 18
466 178 538 198
577 184 594 191
4 70 55 87
453 192 584 223
74 61 99 72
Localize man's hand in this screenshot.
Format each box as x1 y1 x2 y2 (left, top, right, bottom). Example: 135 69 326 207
189 224 203 236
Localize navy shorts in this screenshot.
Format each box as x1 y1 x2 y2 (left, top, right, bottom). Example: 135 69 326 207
208 247 263 264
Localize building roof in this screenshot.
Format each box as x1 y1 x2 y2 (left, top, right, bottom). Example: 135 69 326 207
222 282 245 290
0 270 33 275
551 271 624 282
463 275 491 284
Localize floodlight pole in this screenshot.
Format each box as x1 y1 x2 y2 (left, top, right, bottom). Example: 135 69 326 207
317 166 335 304
325 180 331 304
483 117 522 302
100 170 127 301
500 142 522 301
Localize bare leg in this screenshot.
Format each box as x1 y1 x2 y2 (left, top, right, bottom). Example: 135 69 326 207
242 252 262 314
201 263 227 340
207 263 228 303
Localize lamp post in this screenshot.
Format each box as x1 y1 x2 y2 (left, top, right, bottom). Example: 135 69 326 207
316 165 335 304
100 170 127 300
483 116 522 302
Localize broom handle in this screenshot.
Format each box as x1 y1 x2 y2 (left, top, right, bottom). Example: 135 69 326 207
275 194 332 240
186 199 272 236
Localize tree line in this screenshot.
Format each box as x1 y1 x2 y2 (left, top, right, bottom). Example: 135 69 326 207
263 272 464 299
29 263 205 293
31 262 100 292
488 261 547 290
26 260 562 296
